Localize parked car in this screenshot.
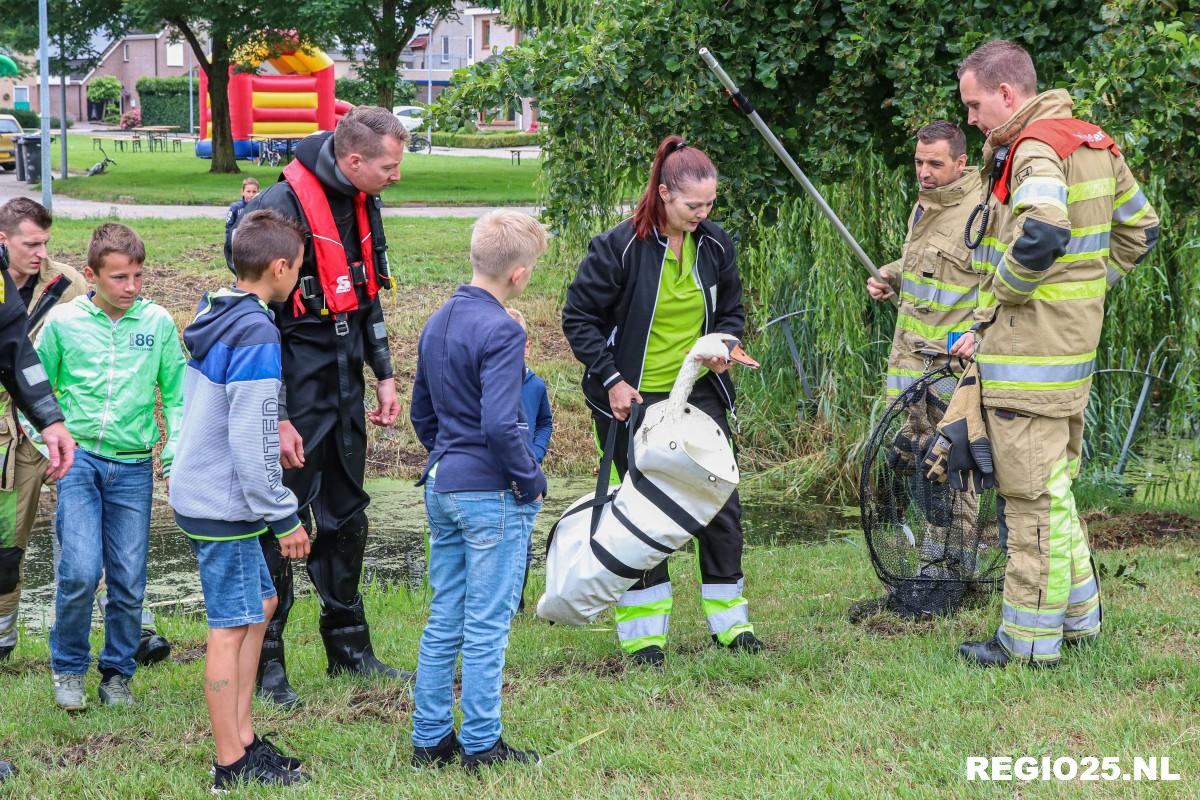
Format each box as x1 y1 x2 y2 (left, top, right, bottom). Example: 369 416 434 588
392 105 425 133
0 114 21 171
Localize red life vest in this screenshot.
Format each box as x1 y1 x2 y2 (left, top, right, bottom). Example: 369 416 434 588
283 159 379 316
992 118 1122 204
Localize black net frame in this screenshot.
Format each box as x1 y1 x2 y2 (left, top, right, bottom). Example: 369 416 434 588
859 363 1005 617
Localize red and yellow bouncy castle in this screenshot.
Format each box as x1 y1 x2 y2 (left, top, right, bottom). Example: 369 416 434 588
196 43 353 159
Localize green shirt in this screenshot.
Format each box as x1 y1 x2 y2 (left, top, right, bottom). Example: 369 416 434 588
34 295 186 474
640 232 705 392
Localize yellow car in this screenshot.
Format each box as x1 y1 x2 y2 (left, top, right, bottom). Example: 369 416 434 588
0 114 21 171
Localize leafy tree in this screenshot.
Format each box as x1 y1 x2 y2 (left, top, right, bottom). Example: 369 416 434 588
311 0 457 109
438 0 1116 248
122 5 324 173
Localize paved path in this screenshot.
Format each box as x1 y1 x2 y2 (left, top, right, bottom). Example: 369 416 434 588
0 173 539 220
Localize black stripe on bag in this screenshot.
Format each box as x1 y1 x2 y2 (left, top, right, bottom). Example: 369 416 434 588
546 494 615 555
589 537 642 580
627 458 705 537
611 502 674 554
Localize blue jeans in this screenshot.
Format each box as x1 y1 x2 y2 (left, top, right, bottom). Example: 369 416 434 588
412 476 541 754
50 450 153 677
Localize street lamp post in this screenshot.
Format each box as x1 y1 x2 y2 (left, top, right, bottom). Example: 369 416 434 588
38 0 52 209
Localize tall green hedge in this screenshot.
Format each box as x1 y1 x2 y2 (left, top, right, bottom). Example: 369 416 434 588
135 77 197 132
0 107 71 129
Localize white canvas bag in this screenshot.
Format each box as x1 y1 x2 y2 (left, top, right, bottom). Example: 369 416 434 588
537 401 739 625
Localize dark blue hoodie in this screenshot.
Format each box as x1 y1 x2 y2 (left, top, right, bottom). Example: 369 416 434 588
169 287 301 541
410 285 546 503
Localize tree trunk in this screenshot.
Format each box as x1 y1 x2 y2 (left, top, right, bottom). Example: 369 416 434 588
206 38 239 174
375 48 400 110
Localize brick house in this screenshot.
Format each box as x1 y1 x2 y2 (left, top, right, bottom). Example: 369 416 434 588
11 30 195 124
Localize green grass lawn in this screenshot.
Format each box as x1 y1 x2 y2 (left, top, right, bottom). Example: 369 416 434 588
46 134 542 206
0 532 1196 798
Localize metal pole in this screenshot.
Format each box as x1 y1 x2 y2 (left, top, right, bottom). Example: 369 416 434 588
699 47 896 305
58 18 68 180
38 0 52 210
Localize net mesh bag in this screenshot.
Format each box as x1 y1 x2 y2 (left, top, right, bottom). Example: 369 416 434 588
858 364 1005 618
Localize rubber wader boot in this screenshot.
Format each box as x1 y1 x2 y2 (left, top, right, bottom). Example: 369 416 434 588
256 628 301 708
321 622 412 680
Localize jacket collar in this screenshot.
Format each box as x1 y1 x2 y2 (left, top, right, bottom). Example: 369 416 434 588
82 291 147 320
984 89 1075 163
454 284 506 308
28 259 79 309
651 219 718 248
916 166 982 212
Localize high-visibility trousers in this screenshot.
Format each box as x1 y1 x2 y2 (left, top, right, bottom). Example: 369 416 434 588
985 408 1101 664
596 379 753 653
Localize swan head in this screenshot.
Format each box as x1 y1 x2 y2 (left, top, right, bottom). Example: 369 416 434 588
688 333 760 369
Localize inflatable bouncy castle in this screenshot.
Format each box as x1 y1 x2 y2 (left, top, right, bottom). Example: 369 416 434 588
196 39 353 159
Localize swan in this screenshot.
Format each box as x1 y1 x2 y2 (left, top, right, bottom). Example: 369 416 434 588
538 332 758 626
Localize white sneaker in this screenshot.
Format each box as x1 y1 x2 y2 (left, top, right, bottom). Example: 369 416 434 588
53 672 87 711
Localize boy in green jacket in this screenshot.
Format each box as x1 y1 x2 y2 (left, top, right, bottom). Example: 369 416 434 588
37 223 186 710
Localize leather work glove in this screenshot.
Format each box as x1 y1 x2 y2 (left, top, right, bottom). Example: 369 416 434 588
921 362 995 493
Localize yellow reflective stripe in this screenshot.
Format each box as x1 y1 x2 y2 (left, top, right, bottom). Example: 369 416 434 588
1067 177 1116 204
978 290 996 308
1072 223 1112 236
980 378 1093 391
1113 185 1139 207
1032 277 1107 302
895 314 974 341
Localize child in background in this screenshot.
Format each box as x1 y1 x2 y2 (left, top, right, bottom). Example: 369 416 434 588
38 223 186 710
505 307 553 612
224 177 260 272
409 210 548 770
170 209 311 792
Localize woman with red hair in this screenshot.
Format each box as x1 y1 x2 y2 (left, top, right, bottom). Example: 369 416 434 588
561 135 762 665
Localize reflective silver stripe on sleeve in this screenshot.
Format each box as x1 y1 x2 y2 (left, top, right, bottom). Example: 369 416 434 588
1064 230 1111 256
1106 263 1126 286
373 322 387 340
22 363 48 386
996 259 1041 295
1112 189 1148 223
1012 177 1068 213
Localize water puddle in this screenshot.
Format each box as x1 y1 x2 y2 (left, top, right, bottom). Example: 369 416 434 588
17 477 845 628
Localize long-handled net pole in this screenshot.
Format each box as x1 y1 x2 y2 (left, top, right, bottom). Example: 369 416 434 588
699 47 898 306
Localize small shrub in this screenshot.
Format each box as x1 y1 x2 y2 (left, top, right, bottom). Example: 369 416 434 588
120 109 141 129
430 131 539 148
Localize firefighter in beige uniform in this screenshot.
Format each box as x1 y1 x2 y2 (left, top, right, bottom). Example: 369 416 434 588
952 41 1159 667
0 200 86 661
868 122 985 568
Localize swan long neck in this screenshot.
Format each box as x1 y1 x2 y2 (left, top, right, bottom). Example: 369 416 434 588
666 354 705 416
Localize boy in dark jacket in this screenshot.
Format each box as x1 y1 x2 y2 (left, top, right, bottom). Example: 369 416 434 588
505 307 552 611
171 210 311 792
409 210 547 771
223 177 259 272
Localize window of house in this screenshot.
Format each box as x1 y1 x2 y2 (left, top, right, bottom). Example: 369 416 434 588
166 42 184 67
441 36 450 64
467 36 474 60
13 86 29 104
481 20 491 50
122 43 129 62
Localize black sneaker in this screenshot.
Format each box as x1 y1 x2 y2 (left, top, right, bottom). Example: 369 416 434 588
411 730 462 768
135 629 171 667
718 631 764 654
251 734 303 772
0 759 16 782
0 644 13 662
628 645 665 666
462 738 541 772
211 747 309 794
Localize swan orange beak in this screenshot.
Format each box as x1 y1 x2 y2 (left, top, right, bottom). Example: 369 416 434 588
729 344 760 369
